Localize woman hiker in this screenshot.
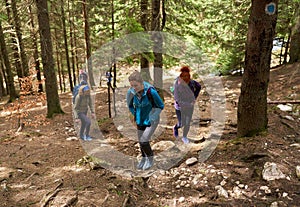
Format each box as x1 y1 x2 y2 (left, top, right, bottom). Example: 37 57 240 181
172 66 201 144
126 71 164 170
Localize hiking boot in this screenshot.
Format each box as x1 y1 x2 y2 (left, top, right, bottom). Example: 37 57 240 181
85 136 92 141
182 137 190 144
173 125 178 138
136 157 146 169
80 135 86 140
142 157 154 170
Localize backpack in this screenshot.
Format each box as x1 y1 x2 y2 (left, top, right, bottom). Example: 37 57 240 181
147 86 163 108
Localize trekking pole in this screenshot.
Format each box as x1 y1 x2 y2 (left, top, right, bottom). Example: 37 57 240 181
106 71 112 118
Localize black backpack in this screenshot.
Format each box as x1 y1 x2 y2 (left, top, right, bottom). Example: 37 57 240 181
147 86 163 108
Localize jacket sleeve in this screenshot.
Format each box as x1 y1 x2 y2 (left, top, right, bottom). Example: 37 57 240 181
151 88 164 110
149 88 164 122
126 90 135 115
173 79 180 104
193 80 201 98
88 95 95 114
74 95 80 119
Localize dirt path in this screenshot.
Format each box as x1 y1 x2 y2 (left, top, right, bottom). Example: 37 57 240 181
0 64 299 206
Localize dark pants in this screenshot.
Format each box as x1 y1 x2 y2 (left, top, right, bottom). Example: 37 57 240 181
78 111 91 138
174 107 194 137
137 121 159 157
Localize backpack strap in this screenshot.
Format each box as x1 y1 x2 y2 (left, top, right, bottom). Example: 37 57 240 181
147 87 156 108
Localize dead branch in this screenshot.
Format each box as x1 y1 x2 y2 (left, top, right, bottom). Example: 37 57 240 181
101 192 109 205
122 194 130 207
25 172 38 182
268 100 300 104
60 193 78 207
40 182 63 207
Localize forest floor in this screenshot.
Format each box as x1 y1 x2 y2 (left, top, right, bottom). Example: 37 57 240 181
0 63 299 207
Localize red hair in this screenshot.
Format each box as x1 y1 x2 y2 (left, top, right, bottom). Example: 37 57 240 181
179 66 191 83
180 66 190 73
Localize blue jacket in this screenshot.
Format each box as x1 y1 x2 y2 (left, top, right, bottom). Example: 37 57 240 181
127 81 164 126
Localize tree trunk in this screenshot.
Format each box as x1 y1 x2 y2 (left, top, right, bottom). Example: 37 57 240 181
0 55 7 97
60 0 73 91
35 0 64 118
151 0 163 91
237 0 278 137
11 0 29 77
289 11 300 63
5 0 23 79
140 0 151 81
0 21 18 102
68 0 77 86
28 4 43 92
82 0 95 86
54 27 65 93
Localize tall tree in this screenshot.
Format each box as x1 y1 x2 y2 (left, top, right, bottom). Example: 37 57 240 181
35 0 63 118
67 0 77 86
82 0 95 86
289 10 300 63
0 58 6 98
5 0 23 79
28 4 43 92
237 0 278 137
140 0 151 81
151 0 164 90
60 0 73 91
0 20 18 102
11 0 29 77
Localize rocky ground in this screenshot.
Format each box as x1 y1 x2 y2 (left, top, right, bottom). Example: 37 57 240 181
0 63 299 207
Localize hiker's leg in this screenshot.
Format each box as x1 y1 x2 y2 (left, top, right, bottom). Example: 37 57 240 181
78 112 86 138
182 107 194 138
84 116 91 136
175 109 182 128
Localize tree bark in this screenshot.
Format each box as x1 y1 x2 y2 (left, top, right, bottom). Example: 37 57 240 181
68 0 77 86
11 0 29 77
151 0 163 91
140 0 151 81
0 21 18 102
28 4 43 92
35 0 64 118
289 10 300 63
82 0 95 86
237 0 278 137
60 0 73 91
5 0 23 79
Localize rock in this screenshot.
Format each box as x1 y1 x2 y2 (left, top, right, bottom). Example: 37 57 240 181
117 125 123 130
270 202 279 207
190 143 204 152
260 186 271 194
231 186 244 199
152 141 175 151
192 174 203 185
215 185 228 198
178 197 185 202
185 157 198 166
277 104 293 112
296 166 300 179
262 162 286 181
0 167 15 181
220 180 227 186
66 136 78 141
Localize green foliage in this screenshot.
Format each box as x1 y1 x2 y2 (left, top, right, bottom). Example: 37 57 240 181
164 0 250 74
